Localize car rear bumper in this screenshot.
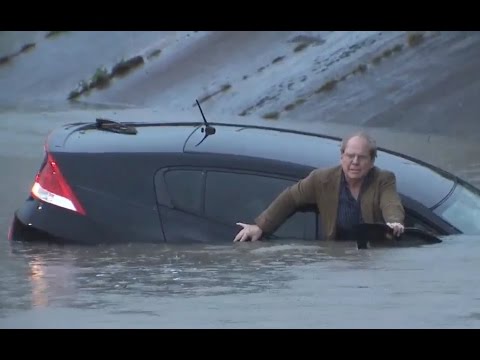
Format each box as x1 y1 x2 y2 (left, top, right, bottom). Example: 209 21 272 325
10 197 110 245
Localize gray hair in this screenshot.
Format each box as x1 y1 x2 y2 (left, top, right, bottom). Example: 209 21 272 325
340 131 377 160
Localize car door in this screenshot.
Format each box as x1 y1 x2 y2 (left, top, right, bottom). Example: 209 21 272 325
203 169 318 241
155 167 215 243
155 167 319 243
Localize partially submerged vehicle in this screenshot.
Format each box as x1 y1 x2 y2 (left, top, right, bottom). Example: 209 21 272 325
9 107 480 246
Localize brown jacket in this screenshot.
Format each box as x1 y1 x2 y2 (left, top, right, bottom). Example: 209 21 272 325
255 165 405 240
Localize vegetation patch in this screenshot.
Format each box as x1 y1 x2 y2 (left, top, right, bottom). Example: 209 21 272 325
68 55 148 100
19 43 35 53
220 83 231 91
68 67 105 99
89 66 110 89
256 95 277 108
0 42 37 67
408 32 425 47
293 42 310 53
369 34 424 68
281 96 308 112
195 83 232 105
45 31 68 39
0 55 12 66
392 43 404 53
239 102 259 117
372 55 382 64
146 49 161 60
315 79 338 93
295 98 306 105
68 80 90 100
289 35 325 53
371 43 405 66
382 48 393 57
352 63 367 75
240 93 281 117
111 56 145 78
262 111 280 120
272 55 285 64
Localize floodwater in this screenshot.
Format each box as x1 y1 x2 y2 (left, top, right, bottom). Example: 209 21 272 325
0 31 480 328
1 236 479 329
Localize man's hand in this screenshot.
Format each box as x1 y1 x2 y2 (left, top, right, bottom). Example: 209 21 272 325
386 222 404 237
234 223 263 242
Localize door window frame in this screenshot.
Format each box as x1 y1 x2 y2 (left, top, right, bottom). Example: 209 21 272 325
400 194 459 235
155 166 206 216
157 166 320 239
202 168 319 240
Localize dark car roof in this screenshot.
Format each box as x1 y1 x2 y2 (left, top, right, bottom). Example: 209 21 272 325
53 122 197 154
55 121 456 209
184 123 456 209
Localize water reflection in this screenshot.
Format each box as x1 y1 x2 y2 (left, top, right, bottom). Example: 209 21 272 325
24 250 79 309
29 259 48 307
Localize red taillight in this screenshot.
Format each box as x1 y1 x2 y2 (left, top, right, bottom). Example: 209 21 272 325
31 153 86 215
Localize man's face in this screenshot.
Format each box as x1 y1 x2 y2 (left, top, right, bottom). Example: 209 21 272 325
341 136 374 181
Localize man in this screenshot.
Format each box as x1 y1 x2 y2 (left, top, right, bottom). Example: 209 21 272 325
234 131 405 242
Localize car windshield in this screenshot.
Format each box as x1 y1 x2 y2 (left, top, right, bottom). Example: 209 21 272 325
434 183 480 234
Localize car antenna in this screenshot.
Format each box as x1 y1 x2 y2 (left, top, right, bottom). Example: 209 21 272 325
195 99 216 146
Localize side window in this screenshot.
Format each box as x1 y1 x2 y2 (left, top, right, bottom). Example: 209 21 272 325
204 171 317 240
163 169 204 214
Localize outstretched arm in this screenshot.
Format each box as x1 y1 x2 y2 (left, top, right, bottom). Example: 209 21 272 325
234 170 318 242
379 171 405 236
255 170 318 233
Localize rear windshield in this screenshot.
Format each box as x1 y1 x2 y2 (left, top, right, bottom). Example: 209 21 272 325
434 182 480 234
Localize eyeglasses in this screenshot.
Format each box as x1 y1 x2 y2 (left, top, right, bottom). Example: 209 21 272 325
343 152 370 162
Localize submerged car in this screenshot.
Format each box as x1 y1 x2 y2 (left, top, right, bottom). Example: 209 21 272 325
8 114 480 245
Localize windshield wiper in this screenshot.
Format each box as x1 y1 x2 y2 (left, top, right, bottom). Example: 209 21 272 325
95 118 137 135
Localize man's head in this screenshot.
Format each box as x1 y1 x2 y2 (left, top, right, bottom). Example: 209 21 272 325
340 131 377 181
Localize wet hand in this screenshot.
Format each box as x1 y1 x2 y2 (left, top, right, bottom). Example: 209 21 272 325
387 222 404 237
234 223 263 242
